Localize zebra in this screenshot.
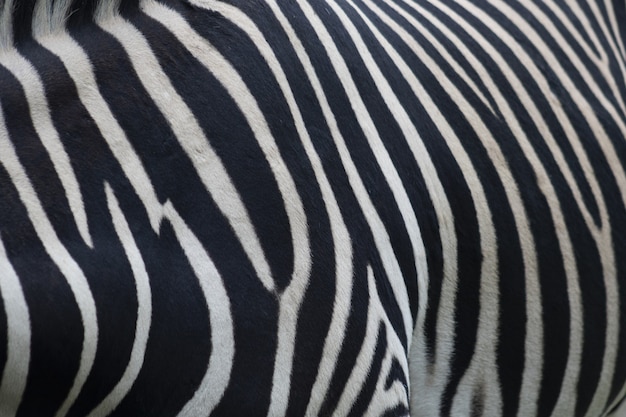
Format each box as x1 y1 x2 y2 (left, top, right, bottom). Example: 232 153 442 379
0 0 625 415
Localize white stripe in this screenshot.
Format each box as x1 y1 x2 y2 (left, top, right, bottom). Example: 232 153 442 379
538 0 626 115
364 354 407 417
164 202 234 417
568 0 626 112
365 271 412 417
426 1 591 414
384 0 498 115
492 0 625 223
87 183 153 417
606 0 626 62
0 98 98 417
234 0 438 412
0 51 92 247
0 237 31 417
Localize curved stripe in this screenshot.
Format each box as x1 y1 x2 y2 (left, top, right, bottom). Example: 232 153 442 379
87 183 153 417
1 51 93 247
364 354 407 417
375 0 498 115
334 266 385 415
365 271 412 417
0 237 31 417
0 100 99 417
36 21 236 415
163 201 234 416
583 0 626 104
98 12 280 294
449 3 620 415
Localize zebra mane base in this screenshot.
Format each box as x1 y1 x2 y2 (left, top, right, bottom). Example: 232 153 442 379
0 0 129 50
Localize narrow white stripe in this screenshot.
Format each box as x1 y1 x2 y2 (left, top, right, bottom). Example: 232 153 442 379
366 275 413 417
87 183 153 417
0 237 31 417
582 0 626 103
350 2 523 415
233 1 440 412
606 0 626 62
0 99 98 417
364 354 407 417
0 51 92 247
490 0 626 223
452 3 621 415
380 0 498 115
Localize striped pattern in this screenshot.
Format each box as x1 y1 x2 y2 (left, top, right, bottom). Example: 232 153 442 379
0 0 624 416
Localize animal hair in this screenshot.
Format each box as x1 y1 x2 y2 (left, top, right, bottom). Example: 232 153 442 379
0 0 141 50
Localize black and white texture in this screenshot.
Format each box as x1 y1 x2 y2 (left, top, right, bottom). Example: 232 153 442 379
0 0 625 415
